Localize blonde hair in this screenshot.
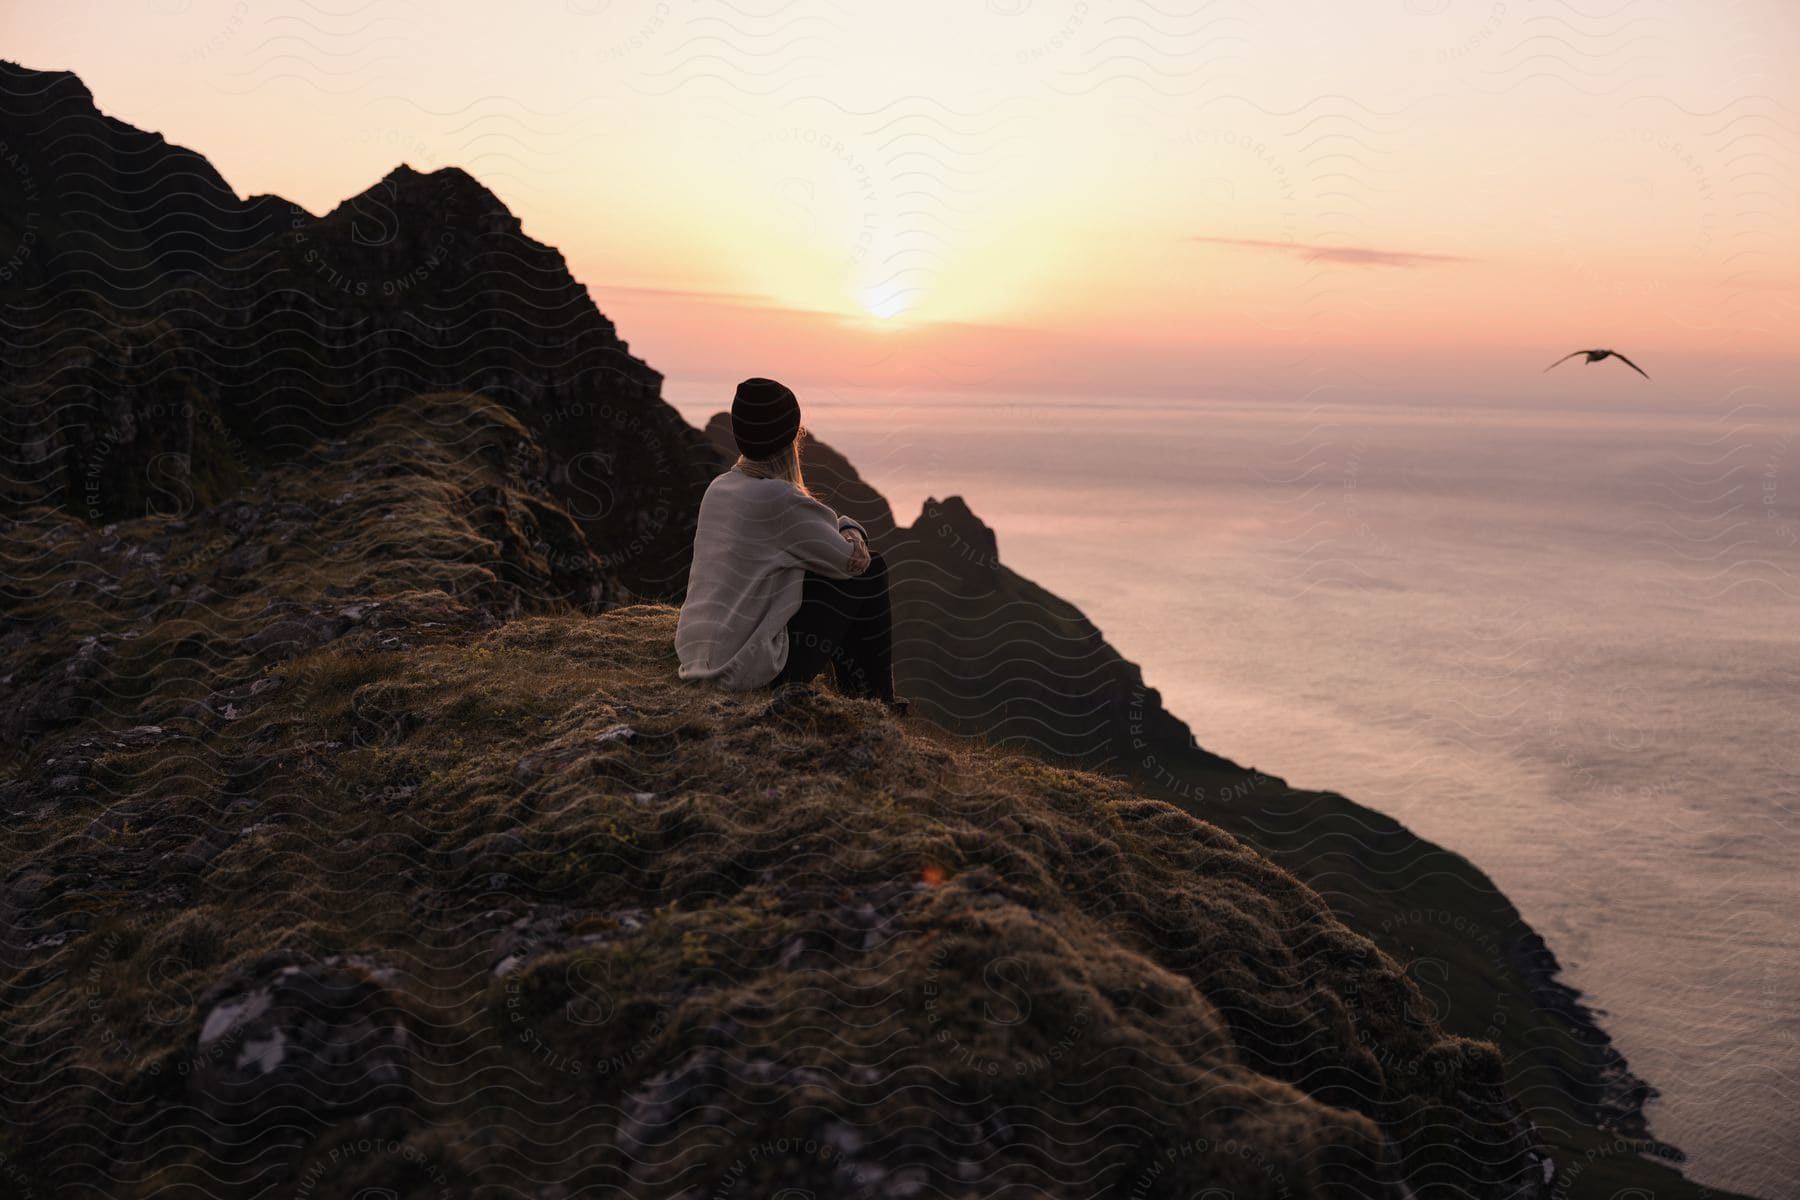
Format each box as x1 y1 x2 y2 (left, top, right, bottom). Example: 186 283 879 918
734 426 809 495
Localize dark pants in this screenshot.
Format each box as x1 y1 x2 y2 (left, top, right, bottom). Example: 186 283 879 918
773 550 894 701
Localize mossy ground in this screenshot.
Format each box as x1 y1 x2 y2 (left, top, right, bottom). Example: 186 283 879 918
2 605 1537 1198
0 397 1547 1198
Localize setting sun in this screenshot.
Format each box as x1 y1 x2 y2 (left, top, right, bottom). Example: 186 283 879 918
858 285 912 321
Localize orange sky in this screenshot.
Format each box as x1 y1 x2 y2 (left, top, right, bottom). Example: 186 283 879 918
7 1 1798 403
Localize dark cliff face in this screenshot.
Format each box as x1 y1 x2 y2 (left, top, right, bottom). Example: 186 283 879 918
157 160 716 598
0 62 713 600
0 60 291 306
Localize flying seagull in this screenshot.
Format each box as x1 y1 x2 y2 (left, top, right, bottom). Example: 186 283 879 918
1544 348 1650 379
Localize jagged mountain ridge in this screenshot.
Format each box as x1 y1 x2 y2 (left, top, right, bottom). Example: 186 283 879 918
0 60 291 305
0 59 1741 1198
1 59 714 598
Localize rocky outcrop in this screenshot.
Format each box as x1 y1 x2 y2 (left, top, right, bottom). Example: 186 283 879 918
0 400 1553 1198
701 414 1219 773
188 956 413 1134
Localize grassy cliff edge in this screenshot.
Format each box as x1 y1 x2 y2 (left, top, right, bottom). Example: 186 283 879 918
0 396 1553 1198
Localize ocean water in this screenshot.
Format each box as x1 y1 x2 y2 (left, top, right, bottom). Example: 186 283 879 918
667 384 1800 1198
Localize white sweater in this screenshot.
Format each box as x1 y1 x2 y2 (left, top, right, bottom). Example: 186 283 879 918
676 467 867 690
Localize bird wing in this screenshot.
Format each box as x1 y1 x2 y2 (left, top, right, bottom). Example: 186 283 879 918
1609 351 1650 379
1543 350 1586 372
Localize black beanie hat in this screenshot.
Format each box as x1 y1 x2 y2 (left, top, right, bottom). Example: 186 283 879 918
731 377 801 460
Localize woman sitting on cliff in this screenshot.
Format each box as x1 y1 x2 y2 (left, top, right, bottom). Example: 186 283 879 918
676 377 900 707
